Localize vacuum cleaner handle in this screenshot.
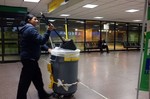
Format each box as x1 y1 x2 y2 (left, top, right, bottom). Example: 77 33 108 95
40 12 65 43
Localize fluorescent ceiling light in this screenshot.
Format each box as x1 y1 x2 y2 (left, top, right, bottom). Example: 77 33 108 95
125 9 139 13
6 22 13 24
94 17 103 19
24 0 40 3
75 28 78 31
133 20 142 22
6 18 15 20
83 4 98 8
60 14 70 17
94 25 99 27
48 19 55 22
61 2 68 5
76 21 84 24
110 22 115 24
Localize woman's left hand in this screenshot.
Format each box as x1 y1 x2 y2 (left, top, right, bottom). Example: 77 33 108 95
48 48 52 53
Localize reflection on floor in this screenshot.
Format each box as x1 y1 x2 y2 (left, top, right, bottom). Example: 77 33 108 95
0 51 149 99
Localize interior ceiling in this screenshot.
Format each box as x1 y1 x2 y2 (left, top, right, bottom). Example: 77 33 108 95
0 0 145 23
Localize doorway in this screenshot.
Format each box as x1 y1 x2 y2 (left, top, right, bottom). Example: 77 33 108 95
0 14 25 62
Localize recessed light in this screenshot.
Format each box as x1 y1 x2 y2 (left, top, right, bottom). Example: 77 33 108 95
83 4 98 8
48 19 55 22
61 0 69 5
133 20 142 22
76 21 84 24
94 17 103 19
125 9 139 13
6 18 15 20
60 14 70 17
75 28 78 31
24 0 40 3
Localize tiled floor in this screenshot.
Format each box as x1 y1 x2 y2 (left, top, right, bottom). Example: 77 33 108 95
0 51 149 99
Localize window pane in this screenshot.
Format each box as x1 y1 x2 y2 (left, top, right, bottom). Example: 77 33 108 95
3 27 20 61
128 23 140 49
139 23 145 46
86 20 100 41
50 19 65 42
101 22 115 50
116 22 127 50
39 18 65 48
85 20 100 51
68 19 85 51
4 27 19 54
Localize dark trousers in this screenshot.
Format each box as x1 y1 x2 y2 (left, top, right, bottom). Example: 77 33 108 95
100 45 109 53
17 59 46 99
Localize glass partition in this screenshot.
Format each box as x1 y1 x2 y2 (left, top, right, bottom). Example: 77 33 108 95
3 27 20 61
139 23 146 47
86 20 100 41
85 20 100 51
101 21 115 50
128 23 140 49
68 19 85 51
39 18 65 48
0 12 26 62
49 18 65 43
115 22 127 50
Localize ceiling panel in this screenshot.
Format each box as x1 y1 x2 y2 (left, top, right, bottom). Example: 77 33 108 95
136 0 145 2
65 1 129 19
0 0 4 4
5 0 22 7
31 0 52 16
55 1 92 14
0 0 146 23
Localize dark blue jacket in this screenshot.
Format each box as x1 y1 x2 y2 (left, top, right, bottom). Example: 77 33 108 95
20 23 50 61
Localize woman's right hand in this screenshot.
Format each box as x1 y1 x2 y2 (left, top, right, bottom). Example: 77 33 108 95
47 23 55 31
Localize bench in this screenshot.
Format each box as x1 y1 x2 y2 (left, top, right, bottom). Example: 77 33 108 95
123 41 140 48
85 41 109 52
85 42 99 51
